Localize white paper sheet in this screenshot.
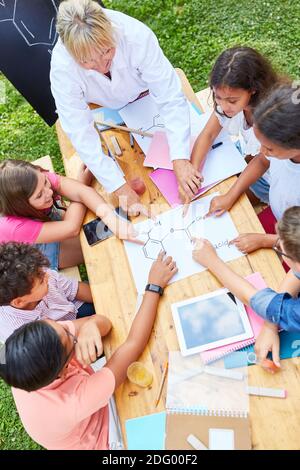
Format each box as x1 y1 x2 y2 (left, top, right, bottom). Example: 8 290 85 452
119 95 246 179
124 193 244 293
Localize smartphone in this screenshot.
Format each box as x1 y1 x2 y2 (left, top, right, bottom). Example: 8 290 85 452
83 207 129 246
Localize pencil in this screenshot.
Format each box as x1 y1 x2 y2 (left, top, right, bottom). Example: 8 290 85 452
155 361 168 407
94 118 153 138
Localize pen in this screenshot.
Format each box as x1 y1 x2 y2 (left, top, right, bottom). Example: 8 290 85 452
129 132 134 148
155 360 168 407
212 141 223 150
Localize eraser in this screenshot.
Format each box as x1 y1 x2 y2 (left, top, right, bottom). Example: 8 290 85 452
187 434 208 450
260 358 280 374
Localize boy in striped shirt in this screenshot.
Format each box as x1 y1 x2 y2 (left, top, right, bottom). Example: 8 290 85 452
0 242 95 343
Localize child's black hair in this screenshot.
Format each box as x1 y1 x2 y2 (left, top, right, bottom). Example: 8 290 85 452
210 46 278 113
0 321 66 392
0 242 50 305
253 83 300 150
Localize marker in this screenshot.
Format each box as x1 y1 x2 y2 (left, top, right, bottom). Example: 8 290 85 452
212 142 223 150
246 386 286 398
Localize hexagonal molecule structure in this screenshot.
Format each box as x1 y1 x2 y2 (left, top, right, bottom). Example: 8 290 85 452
143 238 165 260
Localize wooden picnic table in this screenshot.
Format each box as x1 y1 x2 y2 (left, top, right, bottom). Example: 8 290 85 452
55 70 300 450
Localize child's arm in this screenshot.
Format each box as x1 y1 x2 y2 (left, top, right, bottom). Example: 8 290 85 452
36 201 87 243
254 322 280 367
76 282 93 303
278 269 300 297
255 271 300 367
206 154 270 217
71 315 112 365
192 238 300 331
192 238 257 304
57 173 143 243
191 113 222 172
105 252 178 388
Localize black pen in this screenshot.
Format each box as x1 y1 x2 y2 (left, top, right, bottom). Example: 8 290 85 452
212 141 223 150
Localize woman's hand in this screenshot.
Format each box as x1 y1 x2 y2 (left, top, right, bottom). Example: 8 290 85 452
148 251 178 288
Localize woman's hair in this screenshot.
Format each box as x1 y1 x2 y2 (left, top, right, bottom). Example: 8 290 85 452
56 0 115 62
0 159 50 221
253 84 300 150
210 46 278 112
0 321 66 392
277 206 300 262
0 242 50 305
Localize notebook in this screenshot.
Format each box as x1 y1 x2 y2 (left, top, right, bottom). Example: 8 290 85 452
200 272 266 364
125 412 166 450
165 352 251 450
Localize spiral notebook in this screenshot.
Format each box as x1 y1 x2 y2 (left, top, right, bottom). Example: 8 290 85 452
165 352 251 450
200 272 266 364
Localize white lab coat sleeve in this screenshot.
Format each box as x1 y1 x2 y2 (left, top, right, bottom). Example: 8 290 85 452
131 27 191 161
50 67 125 193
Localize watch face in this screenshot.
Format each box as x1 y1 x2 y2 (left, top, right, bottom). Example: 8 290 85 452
150 284 160 292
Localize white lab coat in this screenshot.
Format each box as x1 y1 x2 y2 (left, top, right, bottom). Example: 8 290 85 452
50 9 191 193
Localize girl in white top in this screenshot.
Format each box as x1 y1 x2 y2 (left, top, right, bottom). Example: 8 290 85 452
207 84 300 254
50 0 201 213
191 46 278 194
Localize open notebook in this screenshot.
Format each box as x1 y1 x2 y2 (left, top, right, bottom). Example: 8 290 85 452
200 272 266 364
165 352 251 450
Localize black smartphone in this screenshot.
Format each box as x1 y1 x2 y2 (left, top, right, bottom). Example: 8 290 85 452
83 207 129 246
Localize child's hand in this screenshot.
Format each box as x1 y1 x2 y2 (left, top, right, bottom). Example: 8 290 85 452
148 251 178 288
205 193 234 217
75 319 103 366
192 238 218 267
230 233 266 254
254 323 280 370
77 163 94 186
116 220 144 245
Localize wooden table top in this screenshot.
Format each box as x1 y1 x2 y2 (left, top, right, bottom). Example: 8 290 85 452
55 70 300 450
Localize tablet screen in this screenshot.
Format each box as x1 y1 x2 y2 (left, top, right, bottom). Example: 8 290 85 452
172 289 253 356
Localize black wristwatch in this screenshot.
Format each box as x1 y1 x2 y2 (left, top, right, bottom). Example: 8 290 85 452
145 284 164 296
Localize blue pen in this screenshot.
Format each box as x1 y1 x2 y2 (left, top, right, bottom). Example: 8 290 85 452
212 141 223 150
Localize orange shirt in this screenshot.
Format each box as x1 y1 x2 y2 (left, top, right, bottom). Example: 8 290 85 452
12 321 115 450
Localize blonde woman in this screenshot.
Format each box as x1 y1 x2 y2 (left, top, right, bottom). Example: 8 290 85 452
50 0 201 214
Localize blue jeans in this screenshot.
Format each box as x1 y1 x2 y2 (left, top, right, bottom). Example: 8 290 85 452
35 206 62 270
249 176 270 204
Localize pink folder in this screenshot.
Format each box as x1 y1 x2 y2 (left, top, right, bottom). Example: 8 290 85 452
149 168 219 207
200 272 266 364
144 132 197 170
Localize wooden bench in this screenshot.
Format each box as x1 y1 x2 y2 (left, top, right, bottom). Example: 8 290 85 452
33 155 81 282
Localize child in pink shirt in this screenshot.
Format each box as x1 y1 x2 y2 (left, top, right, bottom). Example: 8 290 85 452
0 252 177 450
0 159 142 270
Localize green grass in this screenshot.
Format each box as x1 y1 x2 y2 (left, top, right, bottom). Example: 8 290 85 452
0 0 299 450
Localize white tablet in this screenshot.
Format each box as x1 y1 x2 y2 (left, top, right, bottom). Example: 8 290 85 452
171 289 253 356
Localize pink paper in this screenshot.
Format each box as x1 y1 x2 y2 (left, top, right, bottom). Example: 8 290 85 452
144 131 197 170
149 168 218 207
200 272 266 364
